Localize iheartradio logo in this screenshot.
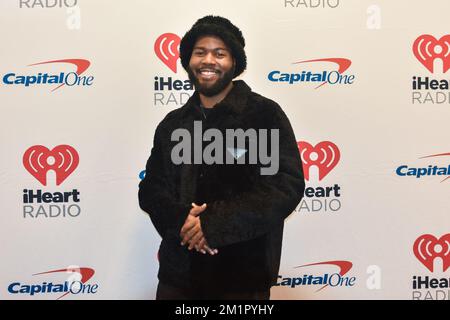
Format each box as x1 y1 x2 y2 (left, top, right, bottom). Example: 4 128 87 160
154 33 180 73
413 35 450 73
413 234 450 272
23 145 79 186
298 141 340 181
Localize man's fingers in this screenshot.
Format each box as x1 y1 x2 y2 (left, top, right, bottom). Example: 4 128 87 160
190 203 207 217
188 231 204 250
196 238 207 254
180 216 197 240
180 217 195 235
190 206 205 216
204 245 216 255
202 241 218 255
182 223 200 245
207 247 219 255
182 225 199 245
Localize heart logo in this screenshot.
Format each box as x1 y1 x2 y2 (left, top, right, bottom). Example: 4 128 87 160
23 145 79 186
297 141 340 181
413 234 450 272
154 33 180 73
412 34 450 73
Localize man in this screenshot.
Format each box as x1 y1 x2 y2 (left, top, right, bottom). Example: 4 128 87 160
139 15 305 300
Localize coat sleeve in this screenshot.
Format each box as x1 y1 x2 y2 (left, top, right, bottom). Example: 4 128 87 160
200 104 305 248
138 122 191 240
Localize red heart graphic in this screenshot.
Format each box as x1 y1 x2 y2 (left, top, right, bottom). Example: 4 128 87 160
23 145 79 186
154 33 180 73
412 34 450 73
413 234 450 272
297 141 340 181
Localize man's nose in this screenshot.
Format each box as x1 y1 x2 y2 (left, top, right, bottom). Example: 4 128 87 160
202 52 216 64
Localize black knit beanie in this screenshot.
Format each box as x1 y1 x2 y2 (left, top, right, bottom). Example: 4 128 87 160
180 15 247 78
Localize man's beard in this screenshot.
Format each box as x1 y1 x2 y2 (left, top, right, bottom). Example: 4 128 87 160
188 65 235 97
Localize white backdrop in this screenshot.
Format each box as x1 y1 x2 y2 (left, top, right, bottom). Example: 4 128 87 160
0 0 449 300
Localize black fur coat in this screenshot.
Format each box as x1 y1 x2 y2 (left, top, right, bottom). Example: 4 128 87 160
139 80 305 293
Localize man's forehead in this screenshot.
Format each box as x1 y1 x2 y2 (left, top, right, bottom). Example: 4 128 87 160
193 35 230 50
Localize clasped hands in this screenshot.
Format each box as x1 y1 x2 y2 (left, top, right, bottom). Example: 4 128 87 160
179 203 218 256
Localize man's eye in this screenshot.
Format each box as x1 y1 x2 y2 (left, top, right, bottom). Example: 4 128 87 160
193 51 205 56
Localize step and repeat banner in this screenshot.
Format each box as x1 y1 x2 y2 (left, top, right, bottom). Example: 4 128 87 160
0 0 448 300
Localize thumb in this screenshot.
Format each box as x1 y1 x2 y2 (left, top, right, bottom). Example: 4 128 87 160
190 203 207 216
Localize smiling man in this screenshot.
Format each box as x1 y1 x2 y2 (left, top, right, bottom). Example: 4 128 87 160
187 35 234 101
139 15 305 300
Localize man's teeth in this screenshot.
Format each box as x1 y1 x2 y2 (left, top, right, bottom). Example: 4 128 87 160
200 70 217 75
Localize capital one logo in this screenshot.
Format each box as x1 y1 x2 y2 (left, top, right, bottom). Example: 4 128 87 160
23 145 79 186
2 59 93 92
268 58 355 89
413 35 450 73
419 152 450 183
277 260 356 291
293 58 353 89
154 33 180 73
294 260 354 292
298 141 340 181
413 234 450 272
8 267 97 299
